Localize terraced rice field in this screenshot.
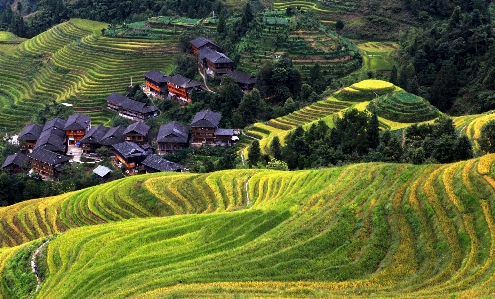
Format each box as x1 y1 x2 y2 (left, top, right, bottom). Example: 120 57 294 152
454 111 495 150
243 98 351 156
1 154 495 298
0 19 177 132
272 1 358 24
368 92 440 123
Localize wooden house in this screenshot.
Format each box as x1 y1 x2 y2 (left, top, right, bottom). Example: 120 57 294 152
112 141 147 169
144 70 169 98
1 152 29 174
190 37 219 55
156 121 189 155
42 118 66 137
99 125 126 148
18 124 42 151
215 128 235 146
199 47 234 77
79 125 109 153
124 122 150 146
106 93 159 121
167 75 202 104
28 148 70 178
141 154 186 174
190 109 221 144
224 70 257 92
34 129 66 154
64 114 91 145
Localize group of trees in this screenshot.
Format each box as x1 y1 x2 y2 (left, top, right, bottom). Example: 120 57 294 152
247 110 475 170
395 4 495 113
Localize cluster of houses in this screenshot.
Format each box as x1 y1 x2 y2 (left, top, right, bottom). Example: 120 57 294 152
2 36 247 180
2 107 238 179
143 36 257 103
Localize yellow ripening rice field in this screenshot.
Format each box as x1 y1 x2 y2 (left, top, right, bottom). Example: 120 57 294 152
1 154 495 298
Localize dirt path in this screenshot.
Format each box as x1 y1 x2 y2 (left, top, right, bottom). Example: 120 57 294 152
31 240 50 293
198 67 213 92
245 179 251 206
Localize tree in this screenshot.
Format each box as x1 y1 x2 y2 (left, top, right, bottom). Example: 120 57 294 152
174 54 198 79
367 112 380 149
270 136 282 160
479 120 495 153
389 65 398 85
217 13 226 35
248 140 261 167
233 88 263 128
335 20 344 34
453 135 473 160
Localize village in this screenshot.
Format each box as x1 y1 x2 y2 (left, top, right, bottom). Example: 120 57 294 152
1 37 251 180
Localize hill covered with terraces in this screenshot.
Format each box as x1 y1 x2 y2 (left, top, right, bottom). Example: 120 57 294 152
1 155 495 298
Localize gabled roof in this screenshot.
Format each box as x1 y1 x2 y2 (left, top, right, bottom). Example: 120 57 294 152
167 75 202 89
144 70 169 84
79 125 109 144
199 47 233 64
2 152 29 168
99 125 126 146
28 148 70 166
93 165 112 177
225 70 258 85
43 118 66 132
106 93 159 114
34 130 65 152
142 154 186 172
18 124 43 142
112 141 147 159
124 121 150 136
65 114 90 131
157 121 189 144
190 36 218 49
215 128 234 136
191 109 222 128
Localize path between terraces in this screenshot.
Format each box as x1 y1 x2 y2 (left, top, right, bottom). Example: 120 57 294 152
31 240 50 294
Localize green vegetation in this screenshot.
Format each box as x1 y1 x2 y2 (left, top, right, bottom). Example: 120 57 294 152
368 92 440 123
1 155 495 297
0 19 176 132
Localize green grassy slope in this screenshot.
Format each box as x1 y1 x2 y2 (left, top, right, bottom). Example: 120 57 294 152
0 19 177 132
1 155 495 298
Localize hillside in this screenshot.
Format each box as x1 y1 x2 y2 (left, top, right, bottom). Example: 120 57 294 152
0 18 177 132
1 155 495 297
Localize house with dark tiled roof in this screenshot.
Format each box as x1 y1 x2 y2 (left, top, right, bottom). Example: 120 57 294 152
28 148 70 178
34 129 66 154
43 118 67 137
224 70 257 91
99 125 126 148
2 152 29 174
215 128 236 146
106 93 159 121
167 75 202 104
18 124 42 151
157 121 189 154
190 37 219 54
124 122 150 146
65 114 91 145
199 47 234 77
141 154 186 174
190 109 222 144
79 125 109 153
144 70 169 98
112 141 148 169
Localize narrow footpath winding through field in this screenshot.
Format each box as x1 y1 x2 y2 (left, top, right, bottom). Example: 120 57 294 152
198 67 213 92
31 240 50 293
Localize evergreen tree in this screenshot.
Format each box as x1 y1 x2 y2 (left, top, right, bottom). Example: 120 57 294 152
217 13 226 35
389 65 398 85
270 136 282 160
479 120 495 153
248 140 261 167
367 112 380 149
453 135 473 160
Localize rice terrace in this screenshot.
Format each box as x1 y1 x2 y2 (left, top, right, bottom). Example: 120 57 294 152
1 0 495 298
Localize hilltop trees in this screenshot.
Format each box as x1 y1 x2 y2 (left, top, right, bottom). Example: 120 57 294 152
479 120 495 154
